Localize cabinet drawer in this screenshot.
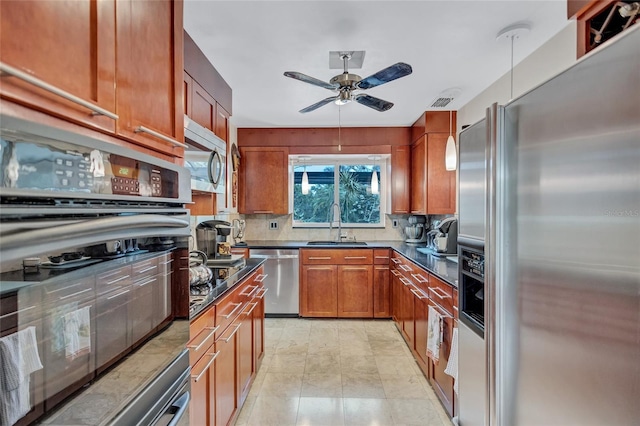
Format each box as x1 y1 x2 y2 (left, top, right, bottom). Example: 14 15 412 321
215 288 247 339
42 276 95 304
188 305 217 365
336 249 372 264
428 274 454 315
301 249 341 264
132 256 160 280
408 265 429 294
157 254 174 275
373 249 390 265
453 288 459 319
96 265 133 296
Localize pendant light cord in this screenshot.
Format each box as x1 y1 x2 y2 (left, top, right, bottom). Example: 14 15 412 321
510 34 515 100
338 105 342 152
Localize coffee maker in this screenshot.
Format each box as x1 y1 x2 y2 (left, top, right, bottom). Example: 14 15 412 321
404 215 427 244
429 217 458 254
196 220 233 259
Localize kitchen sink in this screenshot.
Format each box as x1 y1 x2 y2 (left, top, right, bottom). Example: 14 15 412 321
306 241 368 246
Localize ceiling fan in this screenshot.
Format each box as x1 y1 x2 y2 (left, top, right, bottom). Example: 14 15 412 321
284 53 412 113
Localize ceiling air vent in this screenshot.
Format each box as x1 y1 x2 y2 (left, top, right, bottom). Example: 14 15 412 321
429 87 461 108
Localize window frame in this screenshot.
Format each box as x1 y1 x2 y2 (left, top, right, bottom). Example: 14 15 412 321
289 154 388 228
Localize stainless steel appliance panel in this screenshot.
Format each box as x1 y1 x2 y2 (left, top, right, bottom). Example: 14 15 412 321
458 119 487 242
458 321 486 426
250 249 299 315
497 27 640 425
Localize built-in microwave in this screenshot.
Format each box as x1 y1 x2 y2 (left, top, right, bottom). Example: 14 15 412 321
184 115 227 195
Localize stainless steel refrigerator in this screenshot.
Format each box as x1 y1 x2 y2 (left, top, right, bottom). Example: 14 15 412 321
457 25 640 426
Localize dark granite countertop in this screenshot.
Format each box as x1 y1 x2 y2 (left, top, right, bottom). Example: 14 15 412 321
235 240 458 288
189 257 266 320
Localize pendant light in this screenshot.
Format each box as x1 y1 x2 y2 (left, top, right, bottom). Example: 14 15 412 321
300 156 310 195
337 105 342 152
496 23 531 101
369 155 380 195
445 109 457 171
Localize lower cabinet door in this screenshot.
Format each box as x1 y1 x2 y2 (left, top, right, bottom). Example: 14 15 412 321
337 265 373 318
238 307 255 405
300 265 337 317
215 323 240 426
401 280 415 346
391 273 402 325
373 265 391 318
190 350 217 426
253 290 265 370
413 293 429 370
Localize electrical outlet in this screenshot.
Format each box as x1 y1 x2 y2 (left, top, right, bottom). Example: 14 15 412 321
392 219 399 228
269 221 278 230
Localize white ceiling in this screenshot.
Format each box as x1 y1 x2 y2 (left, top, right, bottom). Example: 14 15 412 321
184 0 571 128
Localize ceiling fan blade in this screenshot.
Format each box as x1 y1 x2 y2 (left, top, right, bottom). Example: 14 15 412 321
284 71 339 91
356 62 413 90
354 94 394 112
299 96 339 113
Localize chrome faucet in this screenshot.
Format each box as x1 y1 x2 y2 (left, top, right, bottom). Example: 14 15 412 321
328 202 343 242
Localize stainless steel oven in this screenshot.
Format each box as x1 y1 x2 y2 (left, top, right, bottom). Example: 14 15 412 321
0 115 191 426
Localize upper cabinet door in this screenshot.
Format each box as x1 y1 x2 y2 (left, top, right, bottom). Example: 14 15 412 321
391 145 411 214
191 80 216 132
115 0 184 158
410 136 428 215
215 104 230 143
238 147 289 214
0 0 117 133
427 133 456 214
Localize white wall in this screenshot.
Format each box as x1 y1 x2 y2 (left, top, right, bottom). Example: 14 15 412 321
457 21 578 129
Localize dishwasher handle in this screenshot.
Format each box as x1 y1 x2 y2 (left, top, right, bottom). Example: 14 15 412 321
251 254 299 260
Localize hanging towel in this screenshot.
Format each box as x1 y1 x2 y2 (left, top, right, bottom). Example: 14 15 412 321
0 326 43 426
445 327 459 395
427 305 443 364
63 306 91 360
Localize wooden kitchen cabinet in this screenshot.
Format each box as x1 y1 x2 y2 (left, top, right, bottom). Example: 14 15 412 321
410 136 428 215
391 271 403 324
391 145 411 214
337 265 374 318
115 0 184 158
215 104 230 143
301 265 338 317
190 79 217 132
300 249 377 318
373 249 391 318
0 0 117 133
410 133 456 215
428 299 455 416
0 0 184 159
413 288 430 371
215 323 239 426
190 350 216 426
239 147 290 214
400 277 415 346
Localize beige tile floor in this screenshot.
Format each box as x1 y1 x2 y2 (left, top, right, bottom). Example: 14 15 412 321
234 318 453 426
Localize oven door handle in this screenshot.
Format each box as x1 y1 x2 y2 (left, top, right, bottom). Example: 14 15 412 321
1 214 189 249
166 390 190 426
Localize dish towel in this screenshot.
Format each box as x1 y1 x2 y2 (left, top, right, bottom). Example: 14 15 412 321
444 327 459 395
0 326 44 426
426 305 443 364
63 306 92 360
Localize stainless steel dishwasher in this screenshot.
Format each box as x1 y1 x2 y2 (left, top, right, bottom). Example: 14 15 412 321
250 249 299 316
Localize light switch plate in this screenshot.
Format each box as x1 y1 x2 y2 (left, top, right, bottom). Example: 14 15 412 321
392 219 399 228
269 221 278 230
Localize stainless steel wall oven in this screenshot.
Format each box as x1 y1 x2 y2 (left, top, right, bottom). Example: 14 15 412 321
0 116 191 426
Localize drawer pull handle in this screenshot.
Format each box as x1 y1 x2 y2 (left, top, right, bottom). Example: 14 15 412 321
241 285 258 296
429 287 451 300
390 258 402 264
107 289 130 300
59 287 93 300
411 273 428 283
188 326 219 352
106 275 131 285
192 351 220 382
243 302 259 316
430 303 453 319
0 305 35 320
0 62 119 120
399 277 412 286
253 211 274 214
399 264 412 272
410 288 428 300
390 269 401 277
344 256 367 260
221 302 243 319
308 256 331 260
221 323 242 343
136 277 157 287
137 265 158 274
134 126 187 148
453 305 459 312
375 256 389 259
46 282 83 294
257 288 269 299
254 274 269 283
